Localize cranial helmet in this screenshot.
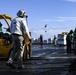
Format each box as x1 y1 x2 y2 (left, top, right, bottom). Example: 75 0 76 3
17 9 26 18
69 30 73 34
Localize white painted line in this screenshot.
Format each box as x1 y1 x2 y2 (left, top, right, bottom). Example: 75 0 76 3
44 56 76 59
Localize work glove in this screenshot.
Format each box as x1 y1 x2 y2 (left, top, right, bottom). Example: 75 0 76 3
6 27 10 32
29 39 31 43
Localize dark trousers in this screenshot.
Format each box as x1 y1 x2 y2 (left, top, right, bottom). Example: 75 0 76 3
67 40 72 53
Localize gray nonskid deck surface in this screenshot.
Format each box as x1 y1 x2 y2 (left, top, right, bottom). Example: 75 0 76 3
0 45 76 75
0 56 75 75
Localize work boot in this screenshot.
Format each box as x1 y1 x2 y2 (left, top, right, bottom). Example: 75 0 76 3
6 60 16 69
17 65 25 69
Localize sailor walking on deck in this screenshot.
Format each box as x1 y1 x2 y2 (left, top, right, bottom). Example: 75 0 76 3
6 9 31 69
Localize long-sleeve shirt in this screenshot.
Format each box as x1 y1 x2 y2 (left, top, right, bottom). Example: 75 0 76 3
66 33 73 42
0 27 2 32
10 17 31 39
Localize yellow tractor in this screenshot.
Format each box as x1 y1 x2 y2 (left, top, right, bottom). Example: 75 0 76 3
0 14 32 60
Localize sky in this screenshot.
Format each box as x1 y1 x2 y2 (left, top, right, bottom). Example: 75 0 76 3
0 0 76 40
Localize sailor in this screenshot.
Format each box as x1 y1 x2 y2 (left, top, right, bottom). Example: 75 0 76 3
6 9 31 69
66 30 73 53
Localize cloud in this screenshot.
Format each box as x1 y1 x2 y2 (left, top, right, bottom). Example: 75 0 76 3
30 27 68 39
63 0 76 2
31 16 76 39
41 19 65 22
41 16 76 22
58 16 76 21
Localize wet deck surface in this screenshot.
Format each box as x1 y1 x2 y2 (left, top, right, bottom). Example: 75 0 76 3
0 45 76 75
